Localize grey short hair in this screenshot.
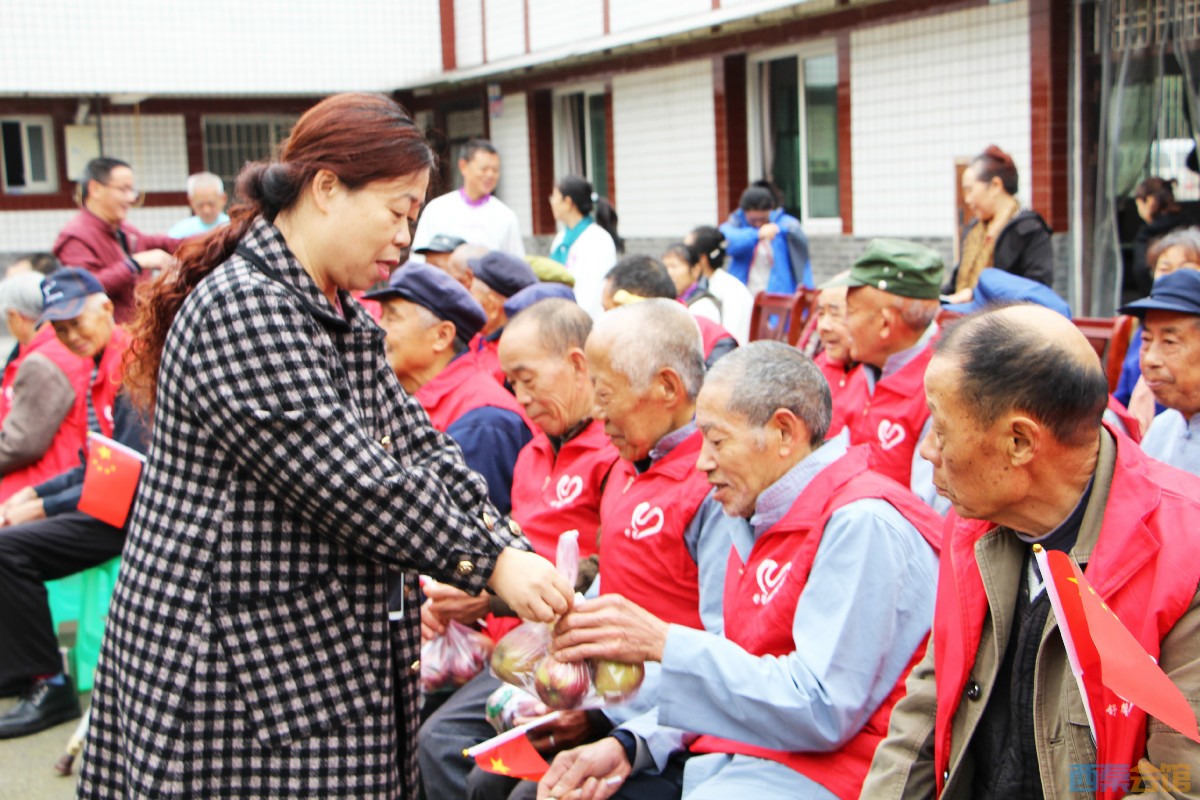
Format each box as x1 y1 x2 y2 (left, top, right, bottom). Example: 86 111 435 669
594 299 705 400
891 295 939 332
506 298 592 357
0 273 47 320
706 341 832 446
186 172 224 196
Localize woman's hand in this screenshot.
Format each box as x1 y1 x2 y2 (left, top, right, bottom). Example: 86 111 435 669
488 548 572 623
423 579 491 626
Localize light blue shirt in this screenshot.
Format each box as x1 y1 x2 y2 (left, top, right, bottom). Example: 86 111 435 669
621 438 940 793
1141 409 1200 477
168 212 230 239
862 322 949 515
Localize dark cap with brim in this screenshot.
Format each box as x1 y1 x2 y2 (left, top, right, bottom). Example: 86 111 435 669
468 251 538 298
364 262 487 341
37 267 106 326
821 238 944 300
1119 270 1200 318
503 282 577 319
415 234 467 255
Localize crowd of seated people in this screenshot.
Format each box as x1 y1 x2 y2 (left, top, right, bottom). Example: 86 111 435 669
0 140 1197 800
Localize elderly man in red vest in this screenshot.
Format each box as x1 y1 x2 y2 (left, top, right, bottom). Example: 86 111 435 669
863 305 1200 799
368 262 532 515
827 239 946 513
540 340 942 800
0 268 149 738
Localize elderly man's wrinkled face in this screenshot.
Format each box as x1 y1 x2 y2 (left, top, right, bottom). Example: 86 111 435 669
500 322 587 438
586 336 669 462
816 286 852 364
844 286 890 368
695 380 774 519
51 297 115 359
920 355 1018 520
1141 310 1200 419
379 298 442 394
189 185 227 226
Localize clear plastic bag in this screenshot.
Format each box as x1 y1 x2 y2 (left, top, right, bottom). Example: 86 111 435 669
420 619 495 694
484 684 544 734
487 530 645 710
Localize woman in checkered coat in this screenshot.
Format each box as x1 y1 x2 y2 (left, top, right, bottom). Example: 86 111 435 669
77 93 573 799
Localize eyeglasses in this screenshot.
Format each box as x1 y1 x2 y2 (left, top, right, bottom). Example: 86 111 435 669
103 182 140 201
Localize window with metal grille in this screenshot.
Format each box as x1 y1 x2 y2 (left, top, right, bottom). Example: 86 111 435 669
202 116 296 192
1 116 57 194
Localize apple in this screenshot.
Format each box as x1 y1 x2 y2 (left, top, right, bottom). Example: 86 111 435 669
592 659 645 703
533 654 593 710
491 623 548 687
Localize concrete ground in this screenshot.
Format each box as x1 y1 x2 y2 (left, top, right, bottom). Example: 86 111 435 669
0 691 88 799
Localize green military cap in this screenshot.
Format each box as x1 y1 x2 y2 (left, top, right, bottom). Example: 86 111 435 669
525 255 576 287
822 238 944 300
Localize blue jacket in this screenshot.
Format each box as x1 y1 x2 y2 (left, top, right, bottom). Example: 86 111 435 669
721 208 811 294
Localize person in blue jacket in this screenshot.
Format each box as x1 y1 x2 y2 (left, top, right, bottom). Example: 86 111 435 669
720 181 811 295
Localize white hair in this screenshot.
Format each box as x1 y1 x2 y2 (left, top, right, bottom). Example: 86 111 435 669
185 172 224 196
593 299 705 400
0 273 47 320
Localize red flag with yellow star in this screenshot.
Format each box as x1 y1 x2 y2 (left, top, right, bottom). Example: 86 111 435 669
77 432 145 528
469 731 548 781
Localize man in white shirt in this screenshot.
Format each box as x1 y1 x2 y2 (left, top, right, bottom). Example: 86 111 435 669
410 139 525 260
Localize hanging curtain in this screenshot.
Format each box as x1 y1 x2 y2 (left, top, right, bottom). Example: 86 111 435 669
559 94 585 178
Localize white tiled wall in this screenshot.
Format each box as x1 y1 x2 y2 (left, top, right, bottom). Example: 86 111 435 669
102 115 189 193
0 0 444 94
613 60 717 238
485 0 526 62
851 0 1031 238
527 0 604 52
455 0 485 69
0 206 190 254
608 0 710 34
489 92 534 237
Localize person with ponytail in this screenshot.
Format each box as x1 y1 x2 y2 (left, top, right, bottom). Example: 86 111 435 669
77 93 573 800
720 181 812 296
944 144 1053 303
686 225 754 344
548 175 622 320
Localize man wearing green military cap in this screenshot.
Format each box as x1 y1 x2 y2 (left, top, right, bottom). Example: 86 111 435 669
824 239 948 513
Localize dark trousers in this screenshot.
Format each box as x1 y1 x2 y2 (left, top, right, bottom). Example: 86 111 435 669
0 511 124 682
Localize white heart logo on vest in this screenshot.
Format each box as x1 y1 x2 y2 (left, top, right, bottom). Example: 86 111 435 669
625 502 664 540
753 559 792 606
877 419 906 451
550 475 584 508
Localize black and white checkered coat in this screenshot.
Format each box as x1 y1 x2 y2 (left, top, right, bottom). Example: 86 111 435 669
78 219 525 799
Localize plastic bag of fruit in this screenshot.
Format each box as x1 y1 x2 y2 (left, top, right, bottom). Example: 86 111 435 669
487 530 645 710
420 619 495 693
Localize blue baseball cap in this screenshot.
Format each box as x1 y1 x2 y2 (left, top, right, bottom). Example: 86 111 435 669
1119 270 1200 319
469 251 538 298
942 268 1072 319
38 268 106 326
364 262 487 341
503 282 577 319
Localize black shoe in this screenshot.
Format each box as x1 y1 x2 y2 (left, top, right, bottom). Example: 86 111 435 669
0 676 81 739
0 676 31 698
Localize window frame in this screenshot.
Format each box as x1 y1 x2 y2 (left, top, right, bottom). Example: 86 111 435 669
201 114 297 191
0 116 59 195
551 81 608 195
746 41 843 234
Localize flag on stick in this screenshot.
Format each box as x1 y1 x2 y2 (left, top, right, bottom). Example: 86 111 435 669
77 432 144 528
464 711 561 781
1035 545 1200 744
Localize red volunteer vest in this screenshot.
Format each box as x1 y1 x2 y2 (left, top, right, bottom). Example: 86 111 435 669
845 340 935 486
813 351 864 439
1104 395 1141 444
598 430 711 629
692 316 735 360
485 421 621 643
932 427 1200 799
90 326 130 439
691 446 943 800
0 326 93 501
468 332 505 385
414 354 529 433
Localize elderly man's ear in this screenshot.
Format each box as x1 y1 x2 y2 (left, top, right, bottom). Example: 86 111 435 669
768 408 811 458
1005 415 1039 467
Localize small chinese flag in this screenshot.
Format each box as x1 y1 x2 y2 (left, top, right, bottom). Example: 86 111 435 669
1037 546 1200 744
77 432 145 528
463 711 558 782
